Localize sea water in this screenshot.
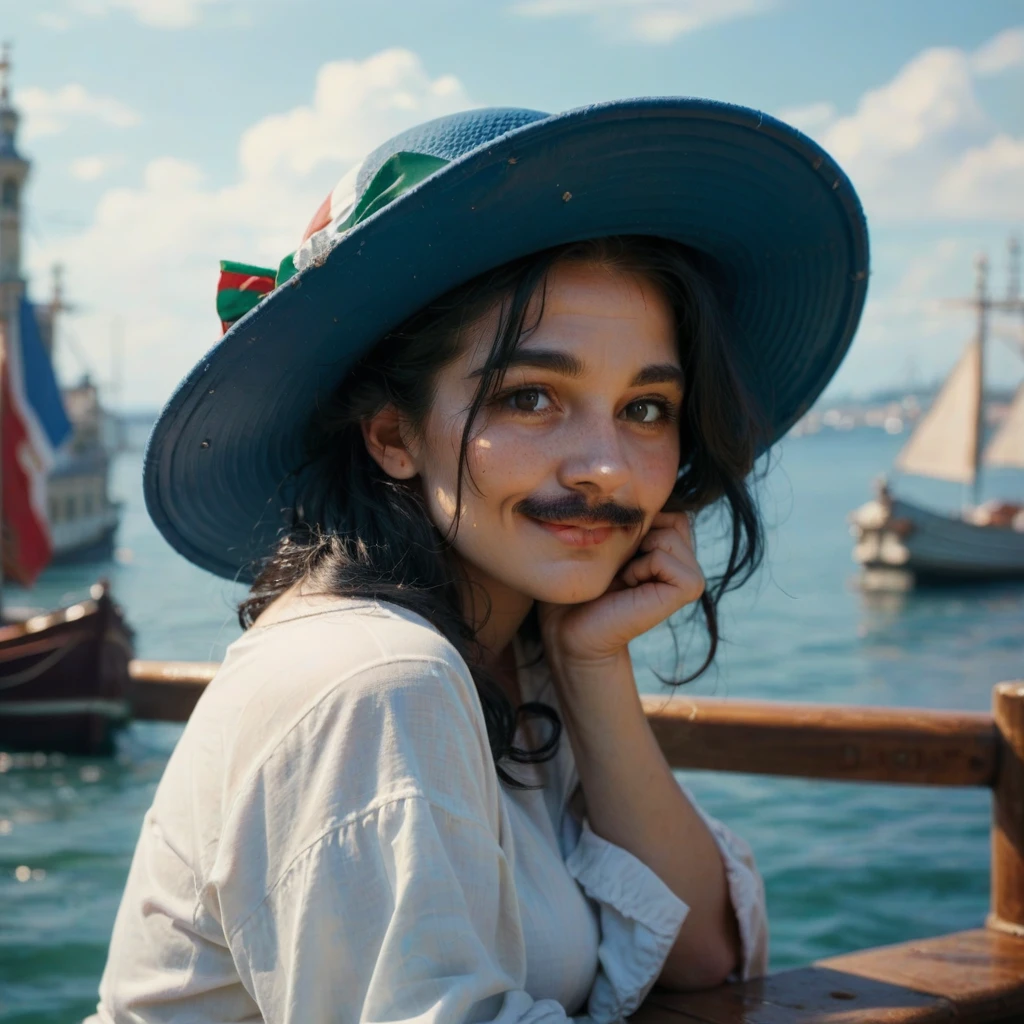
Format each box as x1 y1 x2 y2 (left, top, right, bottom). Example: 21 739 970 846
1 430 1022 1022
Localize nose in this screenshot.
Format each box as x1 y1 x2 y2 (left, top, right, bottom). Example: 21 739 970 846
556 408 631 497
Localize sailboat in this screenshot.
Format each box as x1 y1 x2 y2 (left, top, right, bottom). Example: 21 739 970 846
0 47 135 755
850 245 1024 584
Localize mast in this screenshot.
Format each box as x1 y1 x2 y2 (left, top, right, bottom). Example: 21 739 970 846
1008 235 1021 308
1006 235 1024 358
0 42 14 613
937 241 1024 507
0 319 5 614
48 263 70 359
972 254 988 507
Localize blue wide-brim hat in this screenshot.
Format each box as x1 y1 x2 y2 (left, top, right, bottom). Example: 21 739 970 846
144 98 869 582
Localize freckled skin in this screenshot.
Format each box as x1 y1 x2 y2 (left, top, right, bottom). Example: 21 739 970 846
405 261 683 616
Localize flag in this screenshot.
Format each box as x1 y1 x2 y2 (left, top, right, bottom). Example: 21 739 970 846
2 296 72 585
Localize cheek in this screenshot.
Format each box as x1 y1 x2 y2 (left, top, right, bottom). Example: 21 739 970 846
413 411 466 527
631 435 682 504
464 426 551 496
417 416 546 528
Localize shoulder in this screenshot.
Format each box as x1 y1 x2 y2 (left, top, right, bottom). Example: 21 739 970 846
174 597 507 936
228 590 470 704
185 592 490 801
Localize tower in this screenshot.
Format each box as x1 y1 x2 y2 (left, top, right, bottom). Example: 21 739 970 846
0 43 29 323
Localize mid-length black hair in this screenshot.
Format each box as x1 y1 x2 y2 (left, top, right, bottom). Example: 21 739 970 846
239 235 768 786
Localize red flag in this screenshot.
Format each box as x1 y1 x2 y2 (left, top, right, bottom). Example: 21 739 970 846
1 362 51 584
1 301 73 586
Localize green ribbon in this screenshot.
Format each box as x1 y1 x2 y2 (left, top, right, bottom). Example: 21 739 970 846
276 151 449 285
217 150 450 329
216 261 277 326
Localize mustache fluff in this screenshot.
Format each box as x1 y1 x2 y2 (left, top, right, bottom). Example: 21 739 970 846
513 493 646 529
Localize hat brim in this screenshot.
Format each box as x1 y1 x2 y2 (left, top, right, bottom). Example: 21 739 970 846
144 97 868 582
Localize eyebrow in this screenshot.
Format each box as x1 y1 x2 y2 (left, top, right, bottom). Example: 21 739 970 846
631 363 685 389
471 348 684 389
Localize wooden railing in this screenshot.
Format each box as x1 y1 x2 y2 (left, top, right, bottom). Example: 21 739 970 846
125 662 1024 1022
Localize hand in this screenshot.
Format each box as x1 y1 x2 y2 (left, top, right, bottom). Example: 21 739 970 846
538 512 705 677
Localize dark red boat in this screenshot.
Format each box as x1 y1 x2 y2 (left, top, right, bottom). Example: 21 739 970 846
0 580 135 755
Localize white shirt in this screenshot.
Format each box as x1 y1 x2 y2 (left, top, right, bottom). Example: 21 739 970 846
86 592 767 1024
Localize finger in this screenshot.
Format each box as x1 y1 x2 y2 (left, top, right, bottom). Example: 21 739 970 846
650 510 694 546
640 523 698 564
619 548 705 599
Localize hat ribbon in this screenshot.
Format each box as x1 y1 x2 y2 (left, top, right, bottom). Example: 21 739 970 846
216 151 449 334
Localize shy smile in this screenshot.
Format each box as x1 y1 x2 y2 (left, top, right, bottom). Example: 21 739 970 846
527 517 616 547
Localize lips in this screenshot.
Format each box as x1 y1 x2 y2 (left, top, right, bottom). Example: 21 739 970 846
528 518 615 547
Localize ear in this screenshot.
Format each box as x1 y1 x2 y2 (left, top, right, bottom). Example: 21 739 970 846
361 405 419 481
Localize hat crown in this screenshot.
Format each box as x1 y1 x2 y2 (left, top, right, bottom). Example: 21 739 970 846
354 106 549 197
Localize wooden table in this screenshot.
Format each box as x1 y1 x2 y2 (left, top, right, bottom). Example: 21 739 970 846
633 929 1024 1023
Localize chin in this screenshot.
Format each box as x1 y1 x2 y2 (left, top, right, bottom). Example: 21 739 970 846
518 565 619 606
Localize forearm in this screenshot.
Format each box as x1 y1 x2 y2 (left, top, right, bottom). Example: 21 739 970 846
553 650 741 990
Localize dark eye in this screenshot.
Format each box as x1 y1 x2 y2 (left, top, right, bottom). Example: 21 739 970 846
507 388 551 412
623 399 664 423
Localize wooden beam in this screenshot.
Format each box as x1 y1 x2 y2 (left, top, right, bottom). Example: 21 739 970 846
640 966 951 1022
818 929 1024 1021
990 682 1024 935
641 693 997 787
125 660 999 787
634 929 1024 1023
127 660 219 723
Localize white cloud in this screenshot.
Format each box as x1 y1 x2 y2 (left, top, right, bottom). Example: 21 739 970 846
827 232 1023 397
934 134 1024 220
16 84 140 139
29 50 473 408
778 29 1022 223
774 26 1024 393
238 50 467 181
68 0 229 29
509 0 775 44
775 101 836 136
37 11 73 30
853 243 963 362
69 154 121 181
971 25 1024 77
823 48 987 166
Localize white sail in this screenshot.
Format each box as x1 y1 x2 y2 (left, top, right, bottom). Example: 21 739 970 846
984 381 1024 469
895 339 981 484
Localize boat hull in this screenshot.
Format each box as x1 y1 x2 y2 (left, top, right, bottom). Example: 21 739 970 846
49 505 121 564
850 496 1024 583
0 584 135 755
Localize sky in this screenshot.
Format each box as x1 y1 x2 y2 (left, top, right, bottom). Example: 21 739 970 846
1 0 1022 411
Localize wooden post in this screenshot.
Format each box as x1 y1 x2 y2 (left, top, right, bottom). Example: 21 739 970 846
990 681 1024 936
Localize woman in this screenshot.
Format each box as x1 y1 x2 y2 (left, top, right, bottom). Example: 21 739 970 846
90 100 867 1023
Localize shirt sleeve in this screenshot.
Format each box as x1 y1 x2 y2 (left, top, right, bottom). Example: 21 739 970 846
559 781 768 1021
210 653 590 1024
565 821 689 1022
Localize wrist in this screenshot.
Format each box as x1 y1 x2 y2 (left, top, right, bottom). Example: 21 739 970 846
549 647 657 767
549 644 630 687
548 647 645 724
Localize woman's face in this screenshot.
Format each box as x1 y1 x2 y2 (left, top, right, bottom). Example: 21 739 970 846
407 260 683 606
